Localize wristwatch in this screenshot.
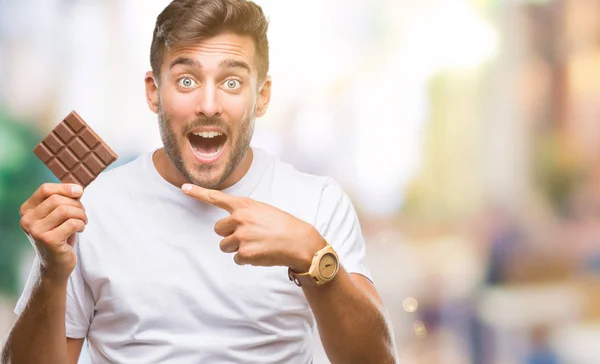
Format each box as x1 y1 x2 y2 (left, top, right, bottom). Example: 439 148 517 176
288 242 340 286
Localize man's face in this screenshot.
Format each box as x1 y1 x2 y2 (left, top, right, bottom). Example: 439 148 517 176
147 33 270 189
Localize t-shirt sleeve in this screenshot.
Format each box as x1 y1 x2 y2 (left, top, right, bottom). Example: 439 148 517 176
14 234 94 339
315 178 372 282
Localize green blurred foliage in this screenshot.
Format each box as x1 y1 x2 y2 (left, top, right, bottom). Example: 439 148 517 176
0 107 47 297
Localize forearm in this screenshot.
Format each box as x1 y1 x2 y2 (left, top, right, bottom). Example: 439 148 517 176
1 275 68 364
302 267 397 364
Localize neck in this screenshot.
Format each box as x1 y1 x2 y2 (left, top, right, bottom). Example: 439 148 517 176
152 147 253 190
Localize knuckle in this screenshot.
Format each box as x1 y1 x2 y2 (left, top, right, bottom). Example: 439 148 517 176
74 206 85 218
20 216 31 232
40 183 53 196
48 194 62 206
37 230 52 245
75 220 85 232
19 203 28 217
235 229 247 242
66 219 79 230
232 210 247 222
29 223 41 238
237 227 256 242
237 246 248 258
237 246 252 259
55 205 70 218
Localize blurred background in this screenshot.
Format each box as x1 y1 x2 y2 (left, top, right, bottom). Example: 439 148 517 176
1 0 600 363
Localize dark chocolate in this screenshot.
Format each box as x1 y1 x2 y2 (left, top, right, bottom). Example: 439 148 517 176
33 111 118 187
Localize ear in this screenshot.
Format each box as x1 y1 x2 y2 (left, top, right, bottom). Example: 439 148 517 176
255 76 272 118
145 71 159 114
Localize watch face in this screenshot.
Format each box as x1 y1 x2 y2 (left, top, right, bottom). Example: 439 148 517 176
319 253 338 279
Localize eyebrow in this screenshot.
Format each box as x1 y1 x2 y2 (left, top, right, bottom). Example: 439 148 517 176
169 57 202 69
169 57 251 74
219 59 251 74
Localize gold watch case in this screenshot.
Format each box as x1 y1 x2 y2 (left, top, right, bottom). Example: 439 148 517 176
288 243 340 286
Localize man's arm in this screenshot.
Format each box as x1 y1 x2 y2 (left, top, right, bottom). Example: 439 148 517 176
2 183 88 364
302 268 397 364
1 277 83 364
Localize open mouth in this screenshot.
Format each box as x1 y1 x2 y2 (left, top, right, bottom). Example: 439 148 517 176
187 130 227 163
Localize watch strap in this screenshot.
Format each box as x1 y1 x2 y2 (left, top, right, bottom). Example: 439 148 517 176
288 269 316 287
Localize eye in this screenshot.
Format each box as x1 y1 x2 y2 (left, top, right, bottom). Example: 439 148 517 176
223 79 241 90
178 77 196 88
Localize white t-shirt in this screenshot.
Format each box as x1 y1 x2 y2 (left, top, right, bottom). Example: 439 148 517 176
15 147 372 363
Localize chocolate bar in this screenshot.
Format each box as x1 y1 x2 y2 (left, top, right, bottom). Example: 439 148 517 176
33 111 118 187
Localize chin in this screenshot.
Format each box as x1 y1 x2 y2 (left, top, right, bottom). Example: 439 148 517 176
185 164 226 189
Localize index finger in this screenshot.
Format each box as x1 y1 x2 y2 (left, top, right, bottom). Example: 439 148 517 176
20 183 83 216
181 183 241 213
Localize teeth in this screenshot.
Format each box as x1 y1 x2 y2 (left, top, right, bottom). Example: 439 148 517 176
193 131 223 138
192 144 224 157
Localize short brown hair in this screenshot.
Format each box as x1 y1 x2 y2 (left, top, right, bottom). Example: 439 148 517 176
150 0 269 82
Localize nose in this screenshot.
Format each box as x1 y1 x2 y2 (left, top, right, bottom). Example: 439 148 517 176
195 83 222 118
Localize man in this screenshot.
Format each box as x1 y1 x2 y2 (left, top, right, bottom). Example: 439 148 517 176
1 0 397 363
